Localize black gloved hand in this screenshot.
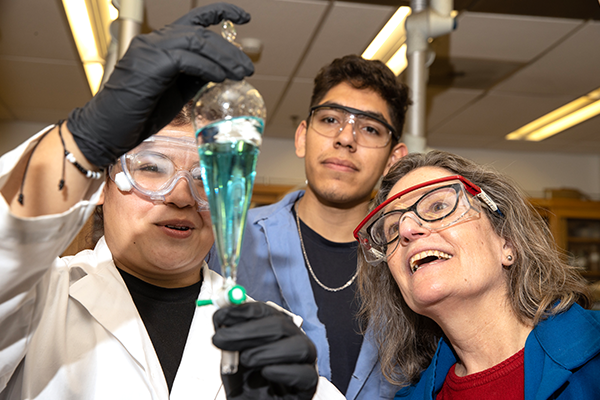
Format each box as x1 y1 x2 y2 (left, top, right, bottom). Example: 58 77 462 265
67 2 254 168
213 302 319 400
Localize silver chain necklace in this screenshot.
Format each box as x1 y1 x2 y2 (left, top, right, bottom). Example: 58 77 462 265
294 201 358 292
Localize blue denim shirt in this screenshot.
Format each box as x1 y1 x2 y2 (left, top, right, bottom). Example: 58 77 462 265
208 190 401 399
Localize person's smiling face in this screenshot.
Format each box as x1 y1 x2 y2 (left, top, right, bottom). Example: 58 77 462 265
385 166 509 318
295 82 405 206
101 124 213 288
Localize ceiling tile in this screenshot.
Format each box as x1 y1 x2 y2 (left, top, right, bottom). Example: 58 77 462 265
0 0 76 60
426 87 484 129
296 1 395 78
493 21 600 96
466 0 600 21
428 56 523 90
446 12 583 62
428 92 578 140
543 115 600 142
0 58 90 123
440 112 600 154
225 0 329 78
144 0 329 78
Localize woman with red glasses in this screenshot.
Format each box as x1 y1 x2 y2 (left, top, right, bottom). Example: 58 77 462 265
354 150 600 399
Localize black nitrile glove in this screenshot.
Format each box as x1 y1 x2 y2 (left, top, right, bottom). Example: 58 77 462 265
213 302 319 400
67 2 254 168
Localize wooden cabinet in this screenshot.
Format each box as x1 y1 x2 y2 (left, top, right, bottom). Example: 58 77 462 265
529 198 600 282
251 183 297 207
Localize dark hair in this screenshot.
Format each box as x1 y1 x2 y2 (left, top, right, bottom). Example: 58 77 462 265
170 100 194 127
309 55 410 145
358 150 592 387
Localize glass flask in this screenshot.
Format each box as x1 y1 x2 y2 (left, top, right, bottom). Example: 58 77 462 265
193 79 266 290
192 20 266 374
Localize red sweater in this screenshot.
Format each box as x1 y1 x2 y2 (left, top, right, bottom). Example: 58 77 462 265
436 348 524 400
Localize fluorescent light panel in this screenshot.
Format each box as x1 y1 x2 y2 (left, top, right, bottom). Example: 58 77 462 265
362 7 411 75
506 88 600 141
386 44 408 75
62 0 118 95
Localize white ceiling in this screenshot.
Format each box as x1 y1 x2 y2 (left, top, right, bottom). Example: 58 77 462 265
1 0 600 154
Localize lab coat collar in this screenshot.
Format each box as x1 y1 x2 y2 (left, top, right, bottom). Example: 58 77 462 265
68 240 228 399
171 263 225 398
68 237 169 397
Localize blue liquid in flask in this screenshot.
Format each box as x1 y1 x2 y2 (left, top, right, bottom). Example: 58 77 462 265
197 117 262 282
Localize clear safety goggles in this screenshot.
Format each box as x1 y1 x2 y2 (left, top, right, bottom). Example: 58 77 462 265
353 175 502 265
308 104 397 148
108 136 209 211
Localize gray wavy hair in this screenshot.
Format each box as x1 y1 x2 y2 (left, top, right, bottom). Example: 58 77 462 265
357 150 592 387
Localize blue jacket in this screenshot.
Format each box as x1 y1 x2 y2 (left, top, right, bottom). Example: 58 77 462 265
208 191 401 399
395 304 600 399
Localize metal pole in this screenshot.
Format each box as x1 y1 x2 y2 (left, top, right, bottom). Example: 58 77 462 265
405 49 428 153
116 0 144 59
404 0 455 153
404 0 429 153
101 0 144 88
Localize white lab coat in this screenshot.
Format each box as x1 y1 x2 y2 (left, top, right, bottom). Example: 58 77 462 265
0 128 343 400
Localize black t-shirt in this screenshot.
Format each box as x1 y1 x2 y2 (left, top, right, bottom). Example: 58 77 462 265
118 268 202 393
294 209 363 395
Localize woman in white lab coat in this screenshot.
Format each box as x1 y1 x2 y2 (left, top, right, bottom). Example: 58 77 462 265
0 3 336 399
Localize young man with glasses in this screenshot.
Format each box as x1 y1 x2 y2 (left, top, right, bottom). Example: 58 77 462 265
209 54 410 399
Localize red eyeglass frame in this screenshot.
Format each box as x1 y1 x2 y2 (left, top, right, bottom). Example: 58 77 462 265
353 175 500 241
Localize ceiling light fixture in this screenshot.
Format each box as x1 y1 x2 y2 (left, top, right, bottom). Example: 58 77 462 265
506 88 600 141
362 7 412 75
62 0 118 95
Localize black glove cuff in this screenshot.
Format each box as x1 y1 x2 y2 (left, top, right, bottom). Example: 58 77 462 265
68 108 132 168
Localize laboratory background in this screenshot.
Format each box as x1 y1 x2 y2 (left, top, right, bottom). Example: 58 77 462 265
1 0 600 303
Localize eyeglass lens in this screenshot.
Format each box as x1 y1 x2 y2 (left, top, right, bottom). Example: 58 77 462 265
310 107 391 148
370 184 463 247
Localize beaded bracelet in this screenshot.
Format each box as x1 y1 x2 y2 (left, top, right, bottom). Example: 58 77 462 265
64 152 103 180
57 121 103 190
16 121 103 205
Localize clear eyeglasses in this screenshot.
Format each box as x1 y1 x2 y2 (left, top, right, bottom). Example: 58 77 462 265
354 175 503 265
308 104 397 148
